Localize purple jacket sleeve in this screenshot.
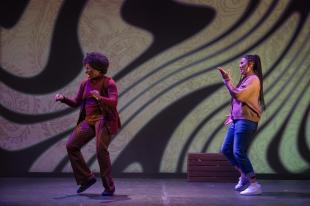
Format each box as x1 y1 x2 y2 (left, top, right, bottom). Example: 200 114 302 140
61 81 86 108
97 78 118 108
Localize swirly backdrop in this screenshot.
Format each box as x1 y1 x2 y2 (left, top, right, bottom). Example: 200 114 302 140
0 0 309 177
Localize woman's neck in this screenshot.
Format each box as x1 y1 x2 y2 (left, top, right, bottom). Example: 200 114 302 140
244 71 255 78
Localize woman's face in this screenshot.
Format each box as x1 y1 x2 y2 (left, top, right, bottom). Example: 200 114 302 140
239 57 252 76
85 64 102 79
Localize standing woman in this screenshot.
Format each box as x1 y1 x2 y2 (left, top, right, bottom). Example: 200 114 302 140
218 55 265 195
55 52 121 196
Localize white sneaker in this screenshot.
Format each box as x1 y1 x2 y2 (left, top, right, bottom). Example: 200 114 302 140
240 182 262 195
235 177 250 191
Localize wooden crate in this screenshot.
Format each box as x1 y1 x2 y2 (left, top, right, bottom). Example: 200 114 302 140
187 153 239 182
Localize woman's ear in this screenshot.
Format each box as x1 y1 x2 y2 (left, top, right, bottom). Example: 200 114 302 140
248 62 254 71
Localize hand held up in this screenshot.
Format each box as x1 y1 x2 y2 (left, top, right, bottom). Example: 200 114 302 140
55 93 64 102
217 67 231 80
90 90 100 100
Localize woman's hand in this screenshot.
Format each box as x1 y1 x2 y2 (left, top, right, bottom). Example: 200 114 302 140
224 115 233 125
217 67 231 80
90 90 100 100
55 93 65 101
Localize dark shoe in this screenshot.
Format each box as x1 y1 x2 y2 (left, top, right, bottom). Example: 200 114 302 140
101 189 114 196
77 178 96 193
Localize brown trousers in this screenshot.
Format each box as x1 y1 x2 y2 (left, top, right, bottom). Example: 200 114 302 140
66 119 115 192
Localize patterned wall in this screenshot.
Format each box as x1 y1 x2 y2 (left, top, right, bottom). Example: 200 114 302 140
0 0 309 177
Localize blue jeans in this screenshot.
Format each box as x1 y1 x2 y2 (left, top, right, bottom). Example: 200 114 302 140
221 119 258 178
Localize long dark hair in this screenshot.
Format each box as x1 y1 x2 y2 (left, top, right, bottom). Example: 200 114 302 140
244 54 266 111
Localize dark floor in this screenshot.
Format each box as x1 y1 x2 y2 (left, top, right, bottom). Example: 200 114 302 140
0 178 309 206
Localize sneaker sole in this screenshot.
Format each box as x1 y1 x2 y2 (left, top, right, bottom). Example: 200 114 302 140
240 190 262 196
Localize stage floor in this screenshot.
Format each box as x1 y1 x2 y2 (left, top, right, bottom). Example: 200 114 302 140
0 178 309 206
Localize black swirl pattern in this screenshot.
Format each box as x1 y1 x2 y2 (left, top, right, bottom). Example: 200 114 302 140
0 0 309 178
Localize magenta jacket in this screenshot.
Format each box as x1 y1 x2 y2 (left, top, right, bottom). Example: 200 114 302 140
61 75 121 135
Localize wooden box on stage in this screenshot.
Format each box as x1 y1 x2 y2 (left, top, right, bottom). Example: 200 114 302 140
187 153 239 182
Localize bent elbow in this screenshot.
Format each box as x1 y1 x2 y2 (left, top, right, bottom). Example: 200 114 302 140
232 92 246 102
111 100 118 108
